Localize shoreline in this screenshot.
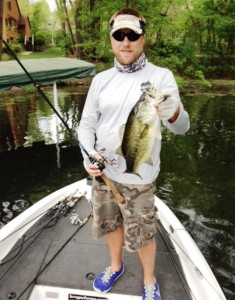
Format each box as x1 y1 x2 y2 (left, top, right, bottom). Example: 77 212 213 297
1 78 234 98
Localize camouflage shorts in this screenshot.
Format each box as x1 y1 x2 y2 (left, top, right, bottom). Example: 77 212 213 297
91 177 157 252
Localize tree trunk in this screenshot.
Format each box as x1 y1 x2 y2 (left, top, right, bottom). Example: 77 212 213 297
55 0 67 36
0 0 4 61
62 0 76 56
74 0 83 58
89 0 95 10
227 34 234 55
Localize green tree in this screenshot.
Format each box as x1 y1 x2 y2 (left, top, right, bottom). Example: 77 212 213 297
18 0 30 15
29 0 50 34
18 0 52 50
184 0 235 55
16 0 234 78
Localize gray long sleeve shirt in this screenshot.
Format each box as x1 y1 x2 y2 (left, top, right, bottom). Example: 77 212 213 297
78 61 190 184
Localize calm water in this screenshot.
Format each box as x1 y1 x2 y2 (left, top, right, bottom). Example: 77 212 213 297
0 86 234 299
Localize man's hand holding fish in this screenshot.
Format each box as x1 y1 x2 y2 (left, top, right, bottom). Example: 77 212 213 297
145 90 180 122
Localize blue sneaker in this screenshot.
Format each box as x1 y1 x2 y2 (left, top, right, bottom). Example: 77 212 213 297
93 263 124 293
142 282 162 300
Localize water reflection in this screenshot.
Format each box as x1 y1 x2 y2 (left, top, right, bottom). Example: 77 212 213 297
0 86 87 223
156 94 235 299
0 88 87 153
180 206 235 297
0 89 234 298
1 199 29 223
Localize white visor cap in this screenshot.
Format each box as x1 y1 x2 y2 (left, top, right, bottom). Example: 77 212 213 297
110 15 143 35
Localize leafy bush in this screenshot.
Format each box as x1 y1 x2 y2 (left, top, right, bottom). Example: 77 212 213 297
194 70 205 80
35 32 46 46
1 53 11 61
54 31 71 56
150 54 184 74
54 30 66 47
3 43 23 54
194 70 212 89
185 65 195 77
175 76 186 91
60 36 72 56
96 61 113 73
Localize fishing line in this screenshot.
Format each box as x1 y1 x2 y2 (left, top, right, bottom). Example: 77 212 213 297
1 188 86 278
1 38 223 299
0 36 101 165
0 234 26 266
0 207 54 243
0 190 83 262
157 219 224 299
157 220 194 300
0 37 124 202
0 209 61 279
16 212 92 300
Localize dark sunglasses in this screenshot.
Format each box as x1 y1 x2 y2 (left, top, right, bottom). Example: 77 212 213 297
112 30 142 42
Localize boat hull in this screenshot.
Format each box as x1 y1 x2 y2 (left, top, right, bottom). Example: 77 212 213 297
0 179 226 300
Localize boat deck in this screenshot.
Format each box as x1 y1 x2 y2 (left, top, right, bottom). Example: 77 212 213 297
0 195 192 300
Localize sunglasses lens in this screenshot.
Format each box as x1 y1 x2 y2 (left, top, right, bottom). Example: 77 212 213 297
112 31 125 41
127 32 141 41
112 31 141 42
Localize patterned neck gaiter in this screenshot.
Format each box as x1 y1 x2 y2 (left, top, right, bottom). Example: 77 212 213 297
114 52 147 73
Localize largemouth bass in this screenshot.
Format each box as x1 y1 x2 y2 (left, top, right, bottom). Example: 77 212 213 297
117 81 165 177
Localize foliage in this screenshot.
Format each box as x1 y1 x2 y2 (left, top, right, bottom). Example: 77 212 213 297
28 0 51 34
18 0 52 46
34 32 47 46
54 30 70 56
175 76 186 91
1 53 11 61
3 43 23 55
18 0 234 79
194 70 212 89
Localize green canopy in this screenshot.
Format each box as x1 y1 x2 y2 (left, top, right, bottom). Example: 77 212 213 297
0 57 96 91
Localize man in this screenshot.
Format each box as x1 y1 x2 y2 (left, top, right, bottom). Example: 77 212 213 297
78 7 190 300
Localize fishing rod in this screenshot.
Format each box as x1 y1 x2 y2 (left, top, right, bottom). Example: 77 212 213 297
0 191 86 280
0 37 123 203
0 36 90 160
17 212 93 300
156 220 225 299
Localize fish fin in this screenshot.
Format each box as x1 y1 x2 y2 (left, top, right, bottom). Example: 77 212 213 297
155 128 162 140
123 170 143 180
145 157 153 165
154 115 162 140
119 124 126 141
136 157 153 168
116 124 126 156
133 172 143 179
116 146 123 156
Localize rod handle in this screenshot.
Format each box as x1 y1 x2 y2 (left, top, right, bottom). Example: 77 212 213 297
101 174 124 203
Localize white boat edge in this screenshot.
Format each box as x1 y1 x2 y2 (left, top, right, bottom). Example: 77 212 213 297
0 178 226 300
29 285 142 300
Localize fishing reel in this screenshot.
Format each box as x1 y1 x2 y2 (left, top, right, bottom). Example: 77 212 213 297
88 155 106 172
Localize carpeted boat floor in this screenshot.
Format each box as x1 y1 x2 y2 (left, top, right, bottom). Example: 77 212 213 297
0 195 192 300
